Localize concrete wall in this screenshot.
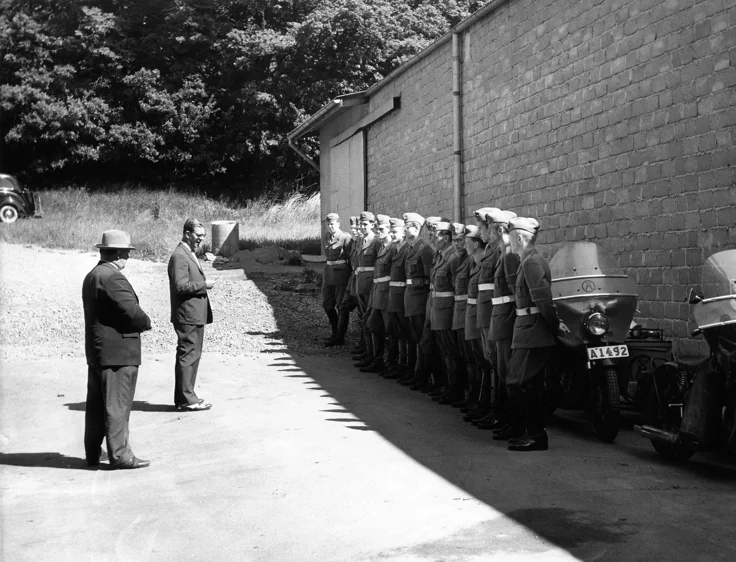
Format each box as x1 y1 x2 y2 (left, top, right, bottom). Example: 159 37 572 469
344 0 734 355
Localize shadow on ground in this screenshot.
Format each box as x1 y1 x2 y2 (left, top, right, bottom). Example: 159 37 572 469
64 400 176 412
220 259 736 561
0 452 90 470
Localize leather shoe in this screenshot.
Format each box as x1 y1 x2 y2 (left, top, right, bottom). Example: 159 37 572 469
476 417 506 430
178 402 212 411
112 456 151 470
508 430 549 451
463 408 490 422
492 424 525 441
360 359 384 373
324 335 345 347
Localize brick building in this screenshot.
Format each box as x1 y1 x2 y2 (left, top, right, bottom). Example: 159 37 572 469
288 0 736 354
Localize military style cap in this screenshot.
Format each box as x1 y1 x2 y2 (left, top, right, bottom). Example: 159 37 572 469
375 214 391 226
324 212 340 223
349 216 358 227
451 223 465 239
484 208 517 224
434 221 453 232
359 211 376 223
389 217 405 227
464 225 482 240
402 212 425 227
473 207 496 223
508 217 540 235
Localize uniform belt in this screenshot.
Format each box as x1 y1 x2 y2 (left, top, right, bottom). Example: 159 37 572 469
356 266 375 273
432 291 454 298
478 283 495 291
454 295 468 302
491 295 516 305
389 281 406 287
373 276 390 283
516 306 540 316
406 278 426 286
326 259 346 265
467 298 477 305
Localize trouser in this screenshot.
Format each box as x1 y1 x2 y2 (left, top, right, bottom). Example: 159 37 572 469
420 319 443 386
389 311 410 370
436 329 465 394
406 314 426 377
322 283 347 335
336 293 360 339
495 338 513 420
508 346 553 434
365 307 388 362
468 337 492 407
85 364 138 466
174 323 205 407
457 329 477 399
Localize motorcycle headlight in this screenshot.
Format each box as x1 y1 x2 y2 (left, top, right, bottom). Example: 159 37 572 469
586 312 609 336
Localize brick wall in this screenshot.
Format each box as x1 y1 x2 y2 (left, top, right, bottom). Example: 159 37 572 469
360 0 735 355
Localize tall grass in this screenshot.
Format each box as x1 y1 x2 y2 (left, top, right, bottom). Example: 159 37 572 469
0 187 321 261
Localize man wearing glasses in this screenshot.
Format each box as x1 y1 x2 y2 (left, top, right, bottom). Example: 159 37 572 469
168 218 215 411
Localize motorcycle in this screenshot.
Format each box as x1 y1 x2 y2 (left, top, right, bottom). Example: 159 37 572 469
635 249 736 461
621 322 672 413
546 242 638 442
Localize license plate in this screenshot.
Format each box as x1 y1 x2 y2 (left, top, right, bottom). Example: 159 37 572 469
587 345 629 361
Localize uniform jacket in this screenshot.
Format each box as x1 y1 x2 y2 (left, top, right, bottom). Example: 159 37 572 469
168 242 213 326
430 245 459 331
370 241 396 311
356 235 381 296
403 238 434 317
323 230 352 286
387 242 409 313
83 261 152 367
451 249 471 331
489 250 521 341
477 243 500 329
464 259 482 340
511 248 559 349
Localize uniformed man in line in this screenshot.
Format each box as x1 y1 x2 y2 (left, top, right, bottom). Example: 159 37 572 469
462 226 494 423
358 214 396 373
449 223 477 408
421 216 451 395
501 217 565 451
328 216 362 348
464 208 498 420
384 217 411 380
427 220 463 404
351 212 381 363
321 213 353 344
398 213 435 390
476 209 520 430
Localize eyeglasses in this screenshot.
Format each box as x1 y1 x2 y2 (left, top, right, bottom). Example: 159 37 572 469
190 231 206 239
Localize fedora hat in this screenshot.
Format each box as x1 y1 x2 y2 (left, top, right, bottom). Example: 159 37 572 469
95 230 136 250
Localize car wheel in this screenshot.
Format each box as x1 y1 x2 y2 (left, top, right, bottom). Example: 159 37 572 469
0 204 19 223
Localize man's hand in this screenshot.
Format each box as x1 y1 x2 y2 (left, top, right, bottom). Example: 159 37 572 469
205 279 216 290
557 321 571 337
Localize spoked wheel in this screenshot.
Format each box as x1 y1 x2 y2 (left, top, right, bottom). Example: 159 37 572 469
591 366 620 442
644 369 695 461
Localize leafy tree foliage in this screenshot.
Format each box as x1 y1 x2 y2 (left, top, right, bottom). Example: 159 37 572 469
0 0 487 189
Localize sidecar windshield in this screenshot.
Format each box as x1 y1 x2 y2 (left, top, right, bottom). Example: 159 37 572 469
701 249 736 300
550 242 626 280
693 250 736 330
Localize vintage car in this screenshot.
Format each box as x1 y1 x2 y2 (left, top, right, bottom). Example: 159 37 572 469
0 174 43 223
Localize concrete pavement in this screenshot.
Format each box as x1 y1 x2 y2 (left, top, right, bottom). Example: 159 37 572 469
1 351 735 561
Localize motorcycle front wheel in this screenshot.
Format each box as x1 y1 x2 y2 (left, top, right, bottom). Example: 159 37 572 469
644 371 695 461
591 366 621 442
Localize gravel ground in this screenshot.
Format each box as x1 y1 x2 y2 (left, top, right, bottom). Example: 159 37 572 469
0 243 356 363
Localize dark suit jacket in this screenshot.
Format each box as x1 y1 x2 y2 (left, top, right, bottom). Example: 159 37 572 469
83 261 152 367
168 242 213 326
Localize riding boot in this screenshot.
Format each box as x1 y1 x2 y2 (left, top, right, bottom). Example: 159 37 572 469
325 309 338 340
386 339 408 378
385 336 398 368
360 333 385 372
399 343 417 383
409 349 429 390
355 331 374 368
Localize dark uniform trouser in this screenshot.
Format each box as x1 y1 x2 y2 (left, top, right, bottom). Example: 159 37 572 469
322 283 347 334
468 337 491 405
174 323 205 407
389 310 410 368
495 338 513 419
457 329 476 398
508 346 553 434
85 364 138 466
435 329 464 392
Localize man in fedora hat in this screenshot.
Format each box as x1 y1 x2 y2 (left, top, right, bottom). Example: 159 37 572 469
83 230 152 469
169 218 215 412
